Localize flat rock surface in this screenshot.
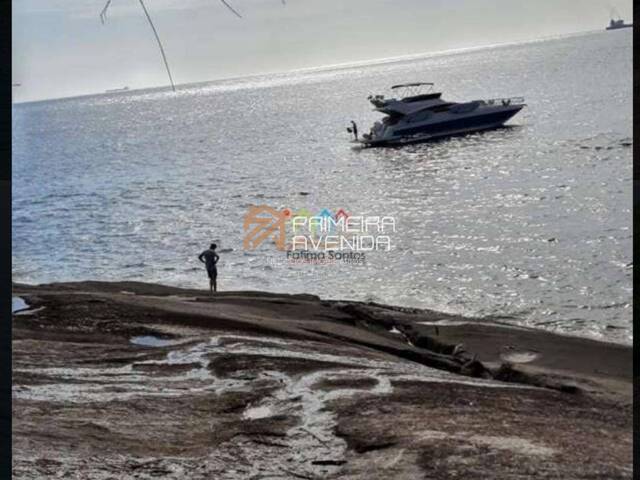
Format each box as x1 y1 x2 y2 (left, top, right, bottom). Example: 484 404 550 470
12 281 632 479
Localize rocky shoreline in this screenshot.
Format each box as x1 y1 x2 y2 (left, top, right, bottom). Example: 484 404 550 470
12 281 632 479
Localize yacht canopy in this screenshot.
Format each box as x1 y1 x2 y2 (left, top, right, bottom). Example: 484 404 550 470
390 82 436 99
391 82 434 89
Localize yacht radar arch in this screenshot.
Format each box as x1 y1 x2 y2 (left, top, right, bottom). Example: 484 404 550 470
390 82 435 97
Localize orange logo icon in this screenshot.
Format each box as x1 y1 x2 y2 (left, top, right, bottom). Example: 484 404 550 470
243 205 289 251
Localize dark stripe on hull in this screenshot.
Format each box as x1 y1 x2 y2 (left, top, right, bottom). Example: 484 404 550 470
394 108 522 138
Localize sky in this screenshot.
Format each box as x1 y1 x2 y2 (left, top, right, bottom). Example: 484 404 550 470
12 0 633 102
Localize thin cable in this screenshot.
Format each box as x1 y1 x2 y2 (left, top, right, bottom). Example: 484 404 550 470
138 0 176 91
220 0 242 18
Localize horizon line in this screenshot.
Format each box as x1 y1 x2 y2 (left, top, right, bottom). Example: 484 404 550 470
13 27 605 105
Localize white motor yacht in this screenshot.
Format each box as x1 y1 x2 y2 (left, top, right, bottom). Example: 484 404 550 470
351 83 525 147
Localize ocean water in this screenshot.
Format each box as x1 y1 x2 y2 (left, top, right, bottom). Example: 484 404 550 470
12 31 632 342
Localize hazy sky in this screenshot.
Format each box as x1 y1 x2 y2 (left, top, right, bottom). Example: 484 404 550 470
12 0 633 102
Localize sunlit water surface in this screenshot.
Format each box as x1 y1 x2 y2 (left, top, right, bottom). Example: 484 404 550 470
13 31 632 342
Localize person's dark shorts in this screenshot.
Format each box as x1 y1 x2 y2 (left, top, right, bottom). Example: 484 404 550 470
206 266 217 279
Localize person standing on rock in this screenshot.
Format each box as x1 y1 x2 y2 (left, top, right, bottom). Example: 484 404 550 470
198 243 220 294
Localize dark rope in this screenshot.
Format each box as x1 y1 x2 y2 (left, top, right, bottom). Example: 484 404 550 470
220 0 242 18
138 0 176 92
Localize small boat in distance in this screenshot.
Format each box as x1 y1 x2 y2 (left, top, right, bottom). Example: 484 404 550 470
606 18 632 30
606 8 632 30
105 86 130 93
350 83 525 147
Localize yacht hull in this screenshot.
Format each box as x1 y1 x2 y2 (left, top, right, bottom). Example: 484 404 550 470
361 105 524 148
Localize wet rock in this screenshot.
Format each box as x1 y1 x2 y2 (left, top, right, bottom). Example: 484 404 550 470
11 281 632 479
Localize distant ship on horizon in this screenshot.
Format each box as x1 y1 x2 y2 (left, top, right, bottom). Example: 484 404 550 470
606 9 632 30
105 86 130 93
